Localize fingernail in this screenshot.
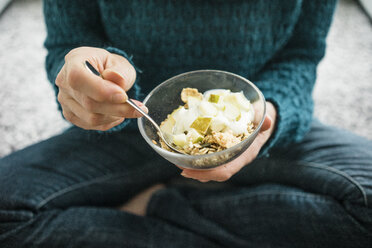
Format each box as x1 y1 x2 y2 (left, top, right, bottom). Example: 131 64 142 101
112 93 126 103
141 105 148 113
135 106 148 117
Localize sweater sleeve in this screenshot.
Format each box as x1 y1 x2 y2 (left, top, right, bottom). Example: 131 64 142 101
253 0 337 156
43 0 141 131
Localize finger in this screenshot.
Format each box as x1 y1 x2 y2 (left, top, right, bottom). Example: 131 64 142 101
102 99 148 118
102 53 136 91
127 99 149 118
65 96 122 126
71 92 148 118
66 61 128 104
63 103 125 131
181 165 234 182
55 64 67 89
87 100 148 118
63 107 124 131
95 118 125 131
102 69 126 89
90 100 148 118
181 138 263 182
62 108 91 130
260 114 272 132
175 165 185 170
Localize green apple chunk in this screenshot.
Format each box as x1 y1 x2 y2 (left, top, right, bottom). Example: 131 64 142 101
187 128 203 143
208 94 220 103
210 117 227 132
187 96 202 109
172 133 188 147
224 92 251 111
160 116 175 134
190 117 212 134
223 103 241 120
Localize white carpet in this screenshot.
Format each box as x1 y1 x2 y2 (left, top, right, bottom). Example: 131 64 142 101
0 0 371 157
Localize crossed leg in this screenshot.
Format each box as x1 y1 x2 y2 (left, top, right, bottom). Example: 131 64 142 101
0 127 221 247
1 120 371 247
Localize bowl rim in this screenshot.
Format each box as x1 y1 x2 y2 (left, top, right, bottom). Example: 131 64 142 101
137 69 266 162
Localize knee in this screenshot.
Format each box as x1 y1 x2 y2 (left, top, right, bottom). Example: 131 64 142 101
0 155 36 210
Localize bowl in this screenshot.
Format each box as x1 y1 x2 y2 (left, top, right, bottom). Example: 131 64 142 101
138 70 266 170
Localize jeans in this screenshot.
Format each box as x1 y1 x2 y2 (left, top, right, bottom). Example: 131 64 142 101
0 120 371 247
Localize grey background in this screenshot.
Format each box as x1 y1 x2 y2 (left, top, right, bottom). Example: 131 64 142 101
0 0 371 157
0 0 12 14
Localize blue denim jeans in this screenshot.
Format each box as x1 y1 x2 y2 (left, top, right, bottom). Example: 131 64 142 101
0 120 371 247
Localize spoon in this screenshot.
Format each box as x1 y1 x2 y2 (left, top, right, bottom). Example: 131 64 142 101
84 61 184 154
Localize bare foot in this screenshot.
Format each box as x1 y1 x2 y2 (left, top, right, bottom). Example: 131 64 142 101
119 184 165 216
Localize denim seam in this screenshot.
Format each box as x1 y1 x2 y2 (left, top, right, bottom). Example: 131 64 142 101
194 191 333 206
297 160 369 207
35 171 140 210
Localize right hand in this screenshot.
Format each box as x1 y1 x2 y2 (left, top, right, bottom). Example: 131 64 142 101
56 47 148 131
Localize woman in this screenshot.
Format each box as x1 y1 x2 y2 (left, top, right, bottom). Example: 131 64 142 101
0 0 371 247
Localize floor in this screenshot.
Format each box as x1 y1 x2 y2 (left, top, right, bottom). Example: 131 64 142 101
0 0 371 157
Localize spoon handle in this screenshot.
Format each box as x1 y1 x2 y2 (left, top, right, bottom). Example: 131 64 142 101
126 99 161 131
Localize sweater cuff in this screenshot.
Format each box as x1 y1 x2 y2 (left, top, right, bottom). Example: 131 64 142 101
256 83 313 157
104 46 143 132
258 93 289 157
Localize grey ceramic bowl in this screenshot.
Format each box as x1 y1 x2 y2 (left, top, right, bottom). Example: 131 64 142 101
138 70 266 170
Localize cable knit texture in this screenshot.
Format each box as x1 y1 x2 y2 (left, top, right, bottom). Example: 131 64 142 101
43 0 336 155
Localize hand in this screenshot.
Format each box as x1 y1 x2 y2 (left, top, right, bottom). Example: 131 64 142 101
56 46 148 131
180 102 277 182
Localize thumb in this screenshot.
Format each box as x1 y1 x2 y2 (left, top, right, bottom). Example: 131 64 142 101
101 54 136 91
101 68 127 90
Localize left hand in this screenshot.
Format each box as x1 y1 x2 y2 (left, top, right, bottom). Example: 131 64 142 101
180 101 277 182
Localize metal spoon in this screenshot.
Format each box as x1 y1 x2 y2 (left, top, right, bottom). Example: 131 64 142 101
84 61 184 154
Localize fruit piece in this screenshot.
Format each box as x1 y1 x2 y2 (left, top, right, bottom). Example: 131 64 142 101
170 106 183 117
235 92 251 111
190 117 212 134
172 133 188 147
224 92 251 111
174 106 199 133
171 107 186 134
208 94 220 103
223 103 241 120
214 102 225 111
186 128 203 143
160 116 175 134
205 89 231 98
186 96 202 109
199 101 218 116
210 117 227 132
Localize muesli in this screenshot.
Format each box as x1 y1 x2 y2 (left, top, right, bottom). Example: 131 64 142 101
156 88 255 155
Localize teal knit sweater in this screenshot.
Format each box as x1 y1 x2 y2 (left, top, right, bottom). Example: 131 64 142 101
43 0 336 155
